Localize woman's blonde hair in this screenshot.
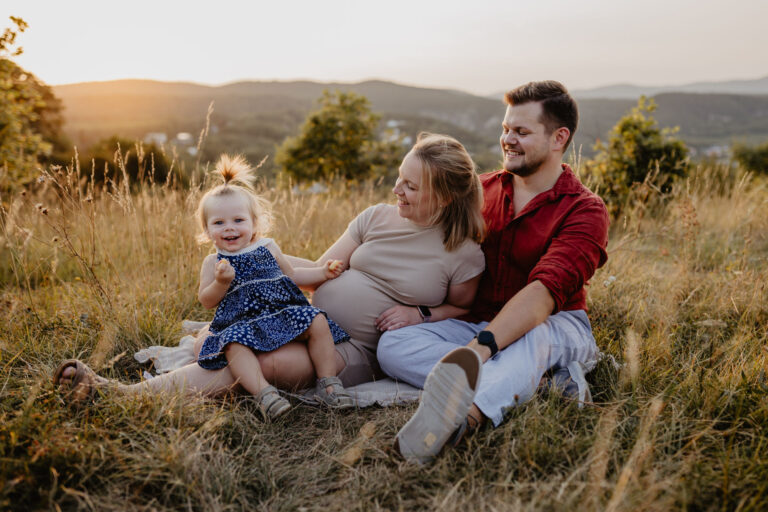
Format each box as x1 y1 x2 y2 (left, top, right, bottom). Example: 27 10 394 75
196 154 273 244
410 132 485 250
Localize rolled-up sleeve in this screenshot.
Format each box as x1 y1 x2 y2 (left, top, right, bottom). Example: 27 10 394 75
528 198 609 313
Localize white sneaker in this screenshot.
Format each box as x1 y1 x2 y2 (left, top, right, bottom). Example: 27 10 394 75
394 347 482 465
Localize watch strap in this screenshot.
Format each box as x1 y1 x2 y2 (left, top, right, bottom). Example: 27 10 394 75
477 330 499 357
417 305 432 322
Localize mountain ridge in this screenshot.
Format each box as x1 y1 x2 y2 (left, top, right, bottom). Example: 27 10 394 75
52 78 768 174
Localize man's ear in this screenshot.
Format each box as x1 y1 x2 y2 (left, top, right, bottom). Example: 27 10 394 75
550 127 571 152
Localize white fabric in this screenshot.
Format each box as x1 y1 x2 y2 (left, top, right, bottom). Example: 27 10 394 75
134 335 197 374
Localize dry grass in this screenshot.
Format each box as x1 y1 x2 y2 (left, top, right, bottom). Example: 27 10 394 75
1 159 767 511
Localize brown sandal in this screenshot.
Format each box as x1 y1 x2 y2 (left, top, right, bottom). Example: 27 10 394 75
52 359 101 406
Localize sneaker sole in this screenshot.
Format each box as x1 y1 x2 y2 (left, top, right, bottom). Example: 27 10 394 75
394 347 482 464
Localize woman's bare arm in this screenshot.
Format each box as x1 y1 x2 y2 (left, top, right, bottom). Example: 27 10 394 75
374 274 482 331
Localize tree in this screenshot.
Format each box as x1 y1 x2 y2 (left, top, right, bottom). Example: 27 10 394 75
276 90 399 182
586 97 689 216
0 16 67 194
732 141 768 174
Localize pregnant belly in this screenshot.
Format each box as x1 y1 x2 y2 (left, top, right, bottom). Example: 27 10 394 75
311 270 400 344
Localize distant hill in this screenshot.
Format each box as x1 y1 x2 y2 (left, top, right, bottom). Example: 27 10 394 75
53 79 505 174
53 79 768 176
571 75 768 99
487 75 768 100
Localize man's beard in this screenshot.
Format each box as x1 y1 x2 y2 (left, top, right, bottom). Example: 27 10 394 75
506 163 537 177
504 152 546 177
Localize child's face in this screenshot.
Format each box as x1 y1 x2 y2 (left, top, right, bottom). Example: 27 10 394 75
205 193 256 252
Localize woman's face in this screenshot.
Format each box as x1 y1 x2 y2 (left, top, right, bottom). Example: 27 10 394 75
392 152 438 226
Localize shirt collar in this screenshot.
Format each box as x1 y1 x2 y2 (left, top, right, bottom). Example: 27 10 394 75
498 164 585 219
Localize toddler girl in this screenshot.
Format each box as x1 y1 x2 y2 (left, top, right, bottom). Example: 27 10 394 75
196 154 353 419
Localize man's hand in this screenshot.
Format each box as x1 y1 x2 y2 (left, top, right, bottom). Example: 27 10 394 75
214 259 235 285
375 305 422 331
323 259 345 279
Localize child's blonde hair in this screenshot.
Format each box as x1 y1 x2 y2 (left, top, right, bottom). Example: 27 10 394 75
196 154 273 244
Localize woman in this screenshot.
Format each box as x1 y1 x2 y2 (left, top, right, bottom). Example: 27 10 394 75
55 133 486 400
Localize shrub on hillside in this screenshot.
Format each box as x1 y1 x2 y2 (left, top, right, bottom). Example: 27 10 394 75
586 97 689 216
276 90 400 182
732 140 768 174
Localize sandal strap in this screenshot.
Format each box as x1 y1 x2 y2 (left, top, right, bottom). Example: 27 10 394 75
314 376 355 409
316 376 351 398
316 376 343 389
256 385 289 416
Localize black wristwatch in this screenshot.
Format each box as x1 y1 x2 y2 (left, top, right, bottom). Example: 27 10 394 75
476 330 499 357
416 305 432 323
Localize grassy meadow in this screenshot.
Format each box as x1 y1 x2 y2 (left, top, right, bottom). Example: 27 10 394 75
1 157 767 511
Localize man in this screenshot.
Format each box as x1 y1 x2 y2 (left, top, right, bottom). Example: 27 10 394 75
377 80 610 464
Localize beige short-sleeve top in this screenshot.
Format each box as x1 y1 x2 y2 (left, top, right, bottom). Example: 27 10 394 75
312 204 485 345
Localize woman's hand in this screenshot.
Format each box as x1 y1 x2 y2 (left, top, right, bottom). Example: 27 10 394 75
215 259 235 285
375 305 423 331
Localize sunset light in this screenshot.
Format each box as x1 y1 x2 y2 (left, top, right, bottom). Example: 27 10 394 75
7 0 767 94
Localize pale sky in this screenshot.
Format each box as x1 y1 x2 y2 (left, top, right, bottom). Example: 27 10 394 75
5 0 767 95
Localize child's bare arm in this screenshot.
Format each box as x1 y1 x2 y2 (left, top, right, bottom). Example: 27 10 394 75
198 254 234 309
284 254 315 268
267 241 342 289
292 259 344 287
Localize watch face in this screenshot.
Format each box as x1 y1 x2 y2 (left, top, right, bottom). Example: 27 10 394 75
477 330 494 344
417 305 431 317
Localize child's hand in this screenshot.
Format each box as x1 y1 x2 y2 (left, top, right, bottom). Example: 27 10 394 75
323 259 345 279
215 259 235 285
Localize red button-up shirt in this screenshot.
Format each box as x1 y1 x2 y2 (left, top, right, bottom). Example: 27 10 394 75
464 164 609 323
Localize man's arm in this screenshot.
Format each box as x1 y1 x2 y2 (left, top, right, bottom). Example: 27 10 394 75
466 280 554 363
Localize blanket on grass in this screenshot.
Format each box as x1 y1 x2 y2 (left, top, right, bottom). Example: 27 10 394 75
134 321 421 408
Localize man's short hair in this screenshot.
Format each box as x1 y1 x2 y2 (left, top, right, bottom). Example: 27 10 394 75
504 81 578 151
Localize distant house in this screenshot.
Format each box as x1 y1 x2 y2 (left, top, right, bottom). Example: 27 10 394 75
144 132 167 145
383 119 412 146
175 132 193 145
703 145 730 160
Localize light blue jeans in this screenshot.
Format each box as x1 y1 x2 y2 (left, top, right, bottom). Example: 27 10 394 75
377 310 598 427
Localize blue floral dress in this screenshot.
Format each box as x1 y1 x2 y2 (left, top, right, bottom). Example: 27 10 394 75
198 238 349 370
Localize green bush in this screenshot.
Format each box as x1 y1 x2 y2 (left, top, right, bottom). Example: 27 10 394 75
276 90 399 182
732 140 768 174
586 97 689 216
